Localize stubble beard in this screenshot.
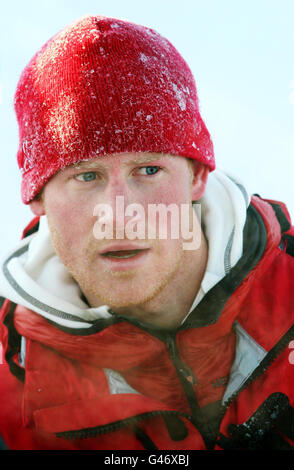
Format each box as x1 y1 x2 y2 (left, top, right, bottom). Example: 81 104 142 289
81 248 184 308
46 216 185 309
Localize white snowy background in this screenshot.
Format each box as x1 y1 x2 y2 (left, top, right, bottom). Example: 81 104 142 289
0 0 293 260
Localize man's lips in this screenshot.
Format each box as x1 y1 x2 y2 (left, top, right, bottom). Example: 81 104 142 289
102 249 149 259
99 244 150 259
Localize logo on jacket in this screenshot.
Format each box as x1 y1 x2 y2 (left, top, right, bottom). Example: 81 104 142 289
211 376 229 388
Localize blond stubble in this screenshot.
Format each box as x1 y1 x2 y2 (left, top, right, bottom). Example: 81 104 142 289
46 212 185 308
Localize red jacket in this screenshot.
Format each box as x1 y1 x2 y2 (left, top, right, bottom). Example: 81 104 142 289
1 195 294 450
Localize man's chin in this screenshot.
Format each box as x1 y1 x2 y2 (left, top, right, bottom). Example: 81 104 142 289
68 250 184 310
81 271 176 309
86 285 163 309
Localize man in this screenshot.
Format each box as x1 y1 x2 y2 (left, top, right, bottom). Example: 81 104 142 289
0 15 294 450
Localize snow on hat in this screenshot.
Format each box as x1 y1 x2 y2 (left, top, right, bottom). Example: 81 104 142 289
15 15 215 204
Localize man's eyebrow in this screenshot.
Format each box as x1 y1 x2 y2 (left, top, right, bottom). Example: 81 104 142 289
127 155 167 165
69 160 105 170
67 154 168 170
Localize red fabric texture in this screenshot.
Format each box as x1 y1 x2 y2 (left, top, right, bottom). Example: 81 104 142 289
12 305 236 416
15 15 215 204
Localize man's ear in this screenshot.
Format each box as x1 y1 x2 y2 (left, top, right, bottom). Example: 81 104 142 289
190 161 209 201
29 198 45 216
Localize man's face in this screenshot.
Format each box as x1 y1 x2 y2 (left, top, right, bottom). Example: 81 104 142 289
32 153 207 309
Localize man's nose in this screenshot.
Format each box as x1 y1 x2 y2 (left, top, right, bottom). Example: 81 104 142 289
107 176 133 214
96 177 144 237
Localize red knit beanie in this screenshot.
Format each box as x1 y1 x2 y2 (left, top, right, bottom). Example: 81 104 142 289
15 15 215 204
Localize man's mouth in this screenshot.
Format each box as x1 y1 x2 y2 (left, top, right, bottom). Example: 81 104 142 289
98 245 150 271
102 249 147 259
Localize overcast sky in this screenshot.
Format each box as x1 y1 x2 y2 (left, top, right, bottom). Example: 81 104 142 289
0 0 293 259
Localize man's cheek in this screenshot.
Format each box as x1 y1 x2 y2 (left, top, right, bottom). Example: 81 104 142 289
50 204 92 236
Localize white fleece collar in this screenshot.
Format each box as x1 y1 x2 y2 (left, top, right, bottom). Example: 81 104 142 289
187 168 249 314
0 168 250 329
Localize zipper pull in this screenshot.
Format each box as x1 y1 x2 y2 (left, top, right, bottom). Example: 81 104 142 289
165 335 197 386
179 365 198 386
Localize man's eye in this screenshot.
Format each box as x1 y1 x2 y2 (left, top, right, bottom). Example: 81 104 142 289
74 172 97 182
138 166 161 176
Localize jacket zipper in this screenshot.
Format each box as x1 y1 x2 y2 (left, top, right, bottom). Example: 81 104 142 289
164 334 217 449
56 409 192 440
